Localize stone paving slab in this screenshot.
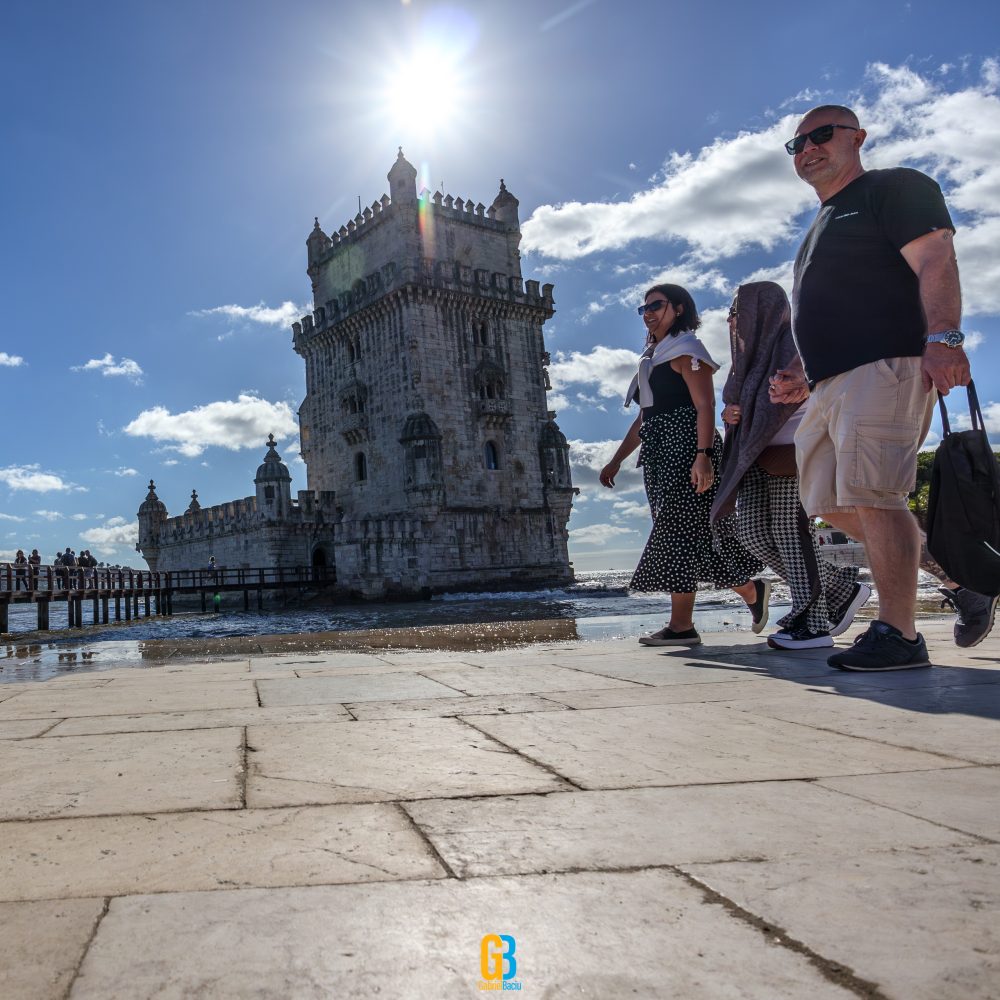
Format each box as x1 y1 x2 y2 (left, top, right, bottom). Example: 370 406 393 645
728 684 1000 763
246 717 568 807
345 693 568 721
69 870 859 999
44 703 353 737
251 652 395 670
544 678 803 710
0 718 59 740
420 661 642 695
256 673 464 707
0 898 106 1000
464 702 967 789
684 844 1000 1000
0 803 444 901
818 766 1000 840
0 728 243 821
404 779 978 878
548 654 776 687
0 680 258 720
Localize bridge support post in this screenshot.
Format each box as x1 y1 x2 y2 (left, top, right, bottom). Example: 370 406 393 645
124 596 131 621
114 595 122 621
144 593 151 618
101 596 109 624
0 601 7 634
37 598 49 630
72 597 83 628
243 590 250 612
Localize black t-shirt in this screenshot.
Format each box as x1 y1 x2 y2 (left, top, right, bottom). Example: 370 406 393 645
792 168 954 385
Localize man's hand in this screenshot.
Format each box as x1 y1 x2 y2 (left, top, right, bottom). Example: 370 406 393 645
922 342 971 395
769 367 809 405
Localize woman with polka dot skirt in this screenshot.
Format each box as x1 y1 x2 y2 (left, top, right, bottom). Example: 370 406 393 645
600 283 768 646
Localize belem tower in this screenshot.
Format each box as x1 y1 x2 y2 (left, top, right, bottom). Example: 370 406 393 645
137 150 575 598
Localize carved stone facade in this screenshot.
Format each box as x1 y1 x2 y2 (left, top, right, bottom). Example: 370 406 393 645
137 152 575 598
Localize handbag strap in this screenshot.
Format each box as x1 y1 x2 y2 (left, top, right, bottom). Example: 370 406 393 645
937 379 982 438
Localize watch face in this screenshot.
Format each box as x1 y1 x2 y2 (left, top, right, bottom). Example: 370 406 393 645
945 331 964 347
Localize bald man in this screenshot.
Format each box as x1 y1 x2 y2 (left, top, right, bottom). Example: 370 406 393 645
772 104 971 671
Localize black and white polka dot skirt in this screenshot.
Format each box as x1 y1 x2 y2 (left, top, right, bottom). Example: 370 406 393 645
630 407 762 594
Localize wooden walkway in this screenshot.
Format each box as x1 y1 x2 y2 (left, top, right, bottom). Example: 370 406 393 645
0 566 332 636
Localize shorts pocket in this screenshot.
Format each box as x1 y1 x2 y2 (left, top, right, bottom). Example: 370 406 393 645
852 423 919 492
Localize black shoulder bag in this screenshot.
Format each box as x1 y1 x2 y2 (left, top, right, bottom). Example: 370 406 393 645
926 381 1000 596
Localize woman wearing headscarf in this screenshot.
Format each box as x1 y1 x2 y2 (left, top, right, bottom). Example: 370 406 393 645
713 281 871 649
600 283 768 646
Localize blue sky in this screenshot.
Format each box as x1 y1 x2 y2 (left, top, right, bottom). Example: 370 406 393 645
2 0 998 573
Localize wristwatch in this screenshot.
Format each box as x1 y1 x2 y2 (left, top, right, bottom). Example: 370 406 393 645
695 447 716 458
926 329 965 348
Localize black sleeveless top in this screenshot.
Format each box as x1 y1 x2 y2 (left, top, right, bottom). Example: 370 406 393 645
634 361 693 419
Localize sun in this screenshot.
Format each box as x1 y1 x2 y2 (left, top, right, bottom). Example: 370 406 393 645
382 44 466 140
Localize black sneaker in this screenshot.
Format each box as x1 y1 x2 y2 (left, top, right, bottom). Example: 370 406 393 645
827 620 930 671
829 582 873 638
767 627 834 650
638 626 702 646
747 579 770 634
938 586 999 649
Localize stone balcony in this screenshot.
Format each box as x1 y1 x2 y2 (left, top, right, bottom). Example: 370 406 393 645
475 398 512 427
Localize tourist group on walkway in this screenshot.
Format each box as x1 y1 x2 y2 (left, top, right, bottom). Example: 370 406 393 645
4 548 103 591
602 104 990 672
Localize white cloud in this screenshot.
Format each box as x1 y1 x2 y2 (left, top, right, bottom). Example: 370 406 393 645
191 301 307 327
569 523 638 546
550 346 639 401
162 459 179 467
0 465 74 492
34 510 64 521
80 518 139 555
114 467 139 477
0 352 25 367
523 60 1000 317
72 354 144 384
70 513 88 521
522 117 812 262
0 513 26 522
611 499 649 520
123 394 298 457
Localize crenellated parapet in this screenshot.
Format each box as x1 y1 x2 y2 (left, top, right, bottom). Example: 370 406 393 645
293 261 554 349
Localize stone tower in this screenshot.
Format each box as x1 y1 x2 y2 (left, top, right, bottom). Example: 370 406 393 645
136 480 167 571
292 150 575 595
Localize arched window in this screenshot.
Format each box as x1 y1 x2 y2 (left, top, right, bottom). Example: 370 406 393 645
478 322 489 346
264 485 275 500
484 441 500 471
355 453 368 481
346 340 356 363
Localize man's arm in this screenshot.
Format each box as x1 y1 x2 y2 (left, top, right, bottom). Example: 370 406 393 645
768 353 809 405
900 229 971 394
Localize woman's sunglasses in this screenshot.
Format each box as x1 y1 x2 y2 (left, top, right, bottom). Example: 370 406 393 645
784 123 858 156
637 300 670 317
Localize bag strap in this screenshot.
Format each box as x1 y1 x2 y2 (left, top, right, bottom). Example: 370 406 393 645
937 379 981 438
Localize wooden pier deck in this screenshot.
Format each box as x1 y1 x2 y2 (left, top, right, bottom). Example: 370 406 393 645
0 565 332 636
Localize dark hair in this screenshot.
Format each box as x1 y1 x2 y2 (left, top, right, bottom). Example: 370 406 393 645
644 283 701 336
799 104 859 128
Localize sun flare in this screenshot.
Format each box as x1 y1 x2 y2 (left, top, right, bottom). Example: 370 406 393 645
383 45 465 139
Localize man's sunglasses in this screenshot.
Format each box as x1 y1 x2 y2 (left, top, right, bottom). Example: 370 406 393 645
637 300 670 316
784 124 858 156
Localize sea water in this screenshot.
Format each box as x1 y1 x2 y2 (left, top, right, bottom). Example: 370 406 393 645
1 568 943 683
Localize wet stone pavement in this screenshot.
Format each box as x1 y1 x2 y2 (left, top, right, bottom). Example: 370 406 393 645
0 615 997 999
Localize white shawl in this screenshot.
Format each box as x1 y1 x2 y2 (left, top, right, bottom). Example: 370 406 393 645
625 332 720 408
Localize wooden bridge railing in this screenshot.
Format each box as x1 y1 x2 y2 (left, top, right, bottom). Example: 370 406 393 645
0 564 332 635
0 564 330 596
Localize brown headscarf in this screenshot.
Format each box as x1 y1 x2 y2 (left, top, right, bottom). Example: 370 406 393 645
711 281 802 522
